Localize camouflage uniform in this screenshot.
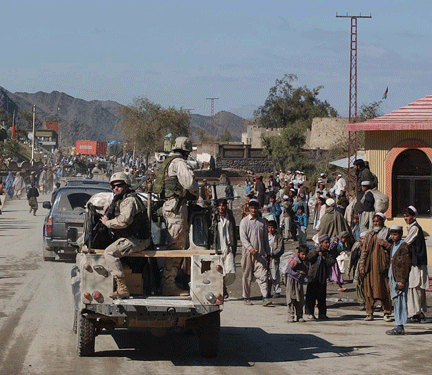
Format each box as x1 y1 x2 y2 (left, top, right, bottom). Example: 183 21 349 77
161 153 198 292
104 193 150 277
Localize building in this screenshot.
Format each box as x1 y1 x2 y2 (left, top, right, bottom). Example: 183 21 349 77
243 118 349 150
347 94 432 241
304 118 349 150
35 129 58 152
241 124 282 148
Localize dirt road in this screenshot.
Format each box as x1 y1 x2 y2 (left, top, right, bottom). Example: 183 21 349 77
1 195 432 375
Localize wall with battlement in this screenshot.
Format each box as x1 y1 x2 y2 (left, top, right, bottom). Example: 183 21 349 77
304 117 349 150
241 125 282 148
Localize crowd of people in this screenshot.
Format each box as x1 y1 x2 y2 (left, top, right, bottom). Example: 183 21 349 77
235 163 428 335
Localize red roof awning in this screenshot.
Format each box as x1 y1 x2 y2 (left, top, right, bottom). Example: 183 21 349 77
346 95 432 131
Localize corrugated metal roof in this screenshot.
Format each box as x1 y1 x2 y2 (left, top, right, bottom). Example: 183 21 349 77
346 94 432 131
329 152 365 169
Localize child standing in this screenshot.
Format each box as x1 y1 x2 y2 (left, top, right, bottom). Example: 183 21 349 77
386 225 411 335
296 205 308 245
285 245 309 322
329 234 347 292
306 234 336 320
267 220 284 298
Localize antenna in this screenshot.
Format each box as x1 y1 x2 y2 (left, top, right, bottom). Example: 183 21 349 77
337 13 371 190
206 97 219 139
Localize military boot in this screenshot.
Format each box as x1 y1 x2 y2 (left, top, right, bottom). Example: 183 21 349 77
161 259 189 296
110 276 130 299
161 276 189 296
161 271 188 296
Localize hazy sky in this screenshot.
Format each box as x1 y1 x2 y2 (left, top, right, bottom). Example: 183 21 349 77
2 0 431 118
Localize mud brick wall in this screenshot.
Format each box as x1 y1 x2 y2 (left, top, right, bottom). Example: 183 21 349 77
216 157 274 173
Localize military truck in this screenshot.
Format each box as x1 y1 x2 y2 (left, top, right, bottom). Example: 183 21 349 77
71 192 223 357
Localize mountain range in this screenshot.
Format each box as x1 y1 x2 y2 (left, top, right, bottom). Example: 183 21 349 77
0 87 251 146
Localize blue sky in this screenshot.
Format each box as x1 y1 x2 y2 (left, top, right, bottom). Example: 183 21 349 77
1 0 431 118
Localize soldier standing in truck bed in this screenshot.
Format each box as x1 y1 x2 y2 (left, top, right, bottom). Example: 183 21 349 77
153 136 199 296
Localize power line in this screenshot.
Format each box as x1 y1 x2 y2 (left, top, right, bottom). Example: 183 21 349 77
337 12 372 190
206 97 219 138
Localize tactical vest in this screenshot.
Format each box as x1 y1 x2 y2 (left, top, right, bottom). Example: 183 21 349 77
113 191 150 240
153 155 186 199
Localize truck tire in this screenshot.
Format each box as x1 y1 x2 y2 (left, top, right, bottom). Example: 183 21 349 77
77 315 96 356
198 312 220 358
72 309 78 334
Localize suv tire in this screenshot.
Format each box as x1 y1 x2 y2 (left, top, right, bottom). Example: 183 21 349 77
77 315 96 356
198 312 220 358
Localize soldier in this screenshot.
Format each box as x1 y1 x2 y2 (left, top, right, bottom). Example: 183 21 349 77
101 172 151 299
153 136 199 296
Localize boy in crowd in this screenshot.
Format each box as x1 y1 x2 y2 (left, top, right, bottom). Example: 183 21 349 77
286 245 309 322
306 234 336 320
386 225 411 335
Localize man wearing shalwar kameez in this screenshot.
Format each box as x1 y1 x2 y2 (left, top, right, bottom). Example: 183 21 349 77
213 199 237 299
316 198 352 240
386 225 411 335
239 199 271 306
359 213 392 322
12 172 26 199
403 206 429 323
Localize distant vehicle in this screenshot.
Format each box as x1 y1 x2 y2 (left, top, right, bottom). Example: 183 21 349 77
187 155 200 170
42 186 112 261
65 179 111 188
75 140 108 156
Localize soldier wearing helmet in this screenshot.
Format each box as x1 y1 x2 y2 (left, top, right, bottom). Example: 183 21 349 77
153 136 199 296
100 172 151 299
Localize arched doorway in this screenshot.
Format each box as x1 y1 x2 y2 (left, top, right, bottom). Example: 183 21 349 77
392 149 432 217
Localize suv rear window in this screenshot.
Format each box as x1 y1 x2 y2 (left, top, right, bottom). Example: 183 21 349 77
58 192 93 211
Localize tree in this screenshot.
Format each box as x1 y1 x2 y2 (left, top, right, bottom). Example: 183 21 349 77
254 74 338 129
0 110 11 128
119 97 190 163
262 121 310 171
0 139 19 160
196 129 208 143
256 74 338 171
218 129 231 143
19 109 33 129
358 100 383 121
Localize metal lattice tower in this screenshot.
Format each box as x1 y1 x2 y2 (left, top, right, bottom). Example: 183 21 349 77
206 97 219 138
337 13 371 190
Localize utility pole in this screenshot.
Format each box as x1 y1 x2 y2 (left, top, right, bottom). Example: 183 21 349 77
31 105 36 165
206 97 218 139
336 12 371 190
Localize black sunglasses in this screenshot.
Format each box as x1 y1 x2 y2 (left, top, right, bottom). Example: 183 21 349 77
111 183 126 189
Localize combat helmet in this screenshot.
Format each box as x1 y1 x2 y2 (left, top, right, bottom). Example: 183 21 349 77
110 172 130 186
173 136 192 153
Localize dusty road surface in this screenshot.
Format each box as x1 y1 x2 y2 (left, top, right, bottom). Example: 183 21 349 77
1 195 432 375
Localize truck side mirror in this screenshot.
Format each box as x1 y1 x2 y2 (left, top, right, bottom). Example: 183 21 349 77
43 201 52 209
